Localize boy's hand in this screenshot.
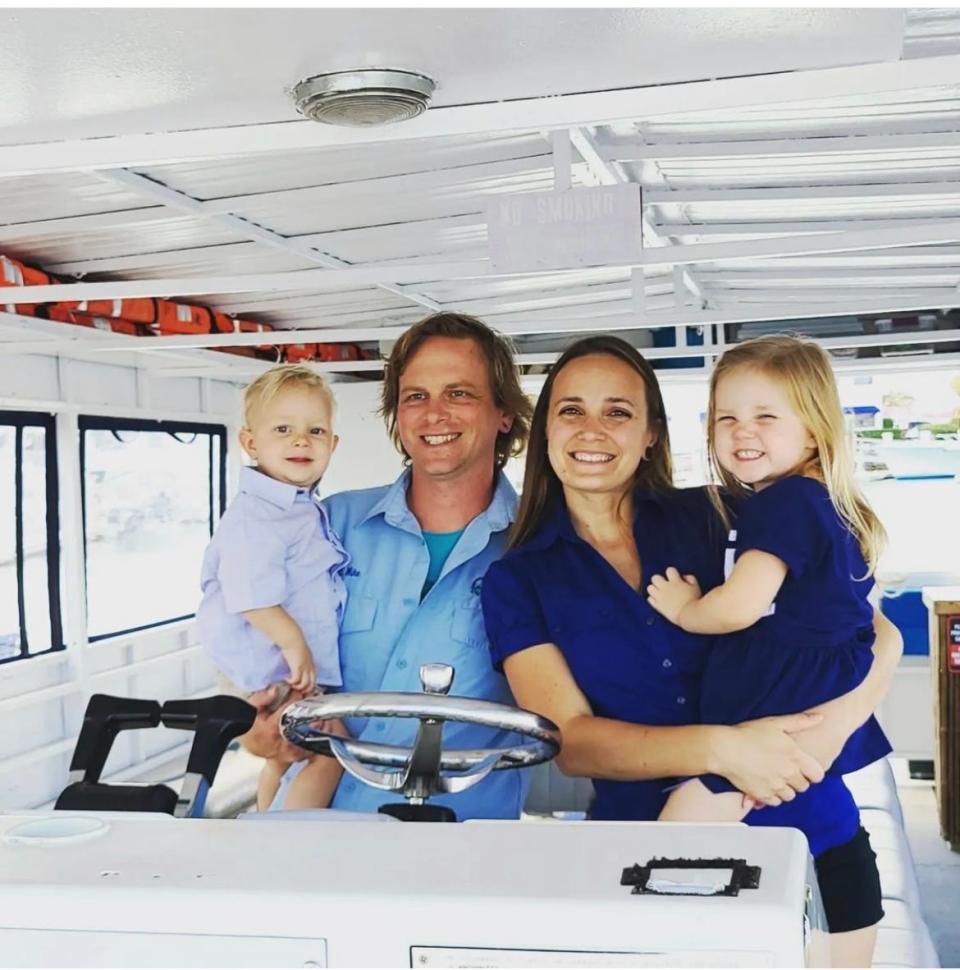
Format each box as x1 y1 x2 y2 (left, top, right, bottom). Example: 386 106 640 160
647 566 701 625
282 642 317 694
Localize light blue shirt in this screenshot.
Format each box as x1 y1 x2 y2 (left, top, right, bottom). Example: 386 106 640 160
196 465 348 693
275 468 528 820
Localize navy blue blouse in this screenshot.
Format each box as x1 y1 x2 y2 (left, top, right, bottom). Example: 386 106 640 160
482 487 726 822
482 480 889 855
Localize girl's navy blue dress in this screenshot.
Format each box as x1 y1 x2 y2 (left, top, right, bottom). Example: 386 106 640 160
701 475 891 793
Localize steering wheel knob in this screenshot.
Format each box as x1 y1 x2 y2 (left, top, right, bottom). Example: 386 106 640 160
420 663 454 695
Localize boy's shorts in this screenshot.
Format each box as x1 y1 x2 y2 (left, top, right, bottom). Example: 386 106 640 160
215 673 326 714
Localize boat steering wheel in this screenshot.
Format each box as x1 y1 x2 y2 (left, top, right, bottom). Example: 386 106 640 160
280 663 561 808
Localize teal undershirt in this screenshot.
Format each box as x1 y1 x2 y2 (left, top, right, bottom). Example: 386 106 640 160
421 528 465 598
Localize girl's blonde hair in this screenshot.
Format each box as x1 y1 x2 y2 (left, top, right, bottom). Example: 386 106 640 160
243 365 334 428
707 334 886 574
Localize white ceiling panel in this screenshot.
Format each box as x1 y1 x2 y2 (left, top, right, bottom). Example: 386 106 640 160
3 8 960 373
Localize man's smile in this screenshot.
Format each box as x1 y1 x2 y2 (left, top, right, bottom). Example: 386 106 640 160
422 433 461 446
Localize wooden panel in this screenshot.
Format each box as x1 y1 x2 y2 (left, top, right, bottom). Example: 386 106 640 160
927 589 960 850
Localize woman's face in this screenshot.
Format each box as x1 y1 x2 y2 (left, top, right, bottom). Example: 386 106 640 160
546 353 657 498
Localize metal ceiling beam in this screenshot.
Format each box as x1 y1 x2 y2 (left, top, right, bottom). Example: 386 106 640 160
6 296 960 356
11 220 960 306
697 266 960 282
0 207 173 240
644 181 960 205
652 217 960 238
3 55 960 178
612 117 960 143
568 126 708 309
97 169 441 314
197 156 556 215
599 130 960 162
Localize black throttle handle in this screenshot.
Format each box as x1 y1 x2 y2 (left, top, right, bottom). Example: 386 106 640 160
69 694 163 782
160 696 256 786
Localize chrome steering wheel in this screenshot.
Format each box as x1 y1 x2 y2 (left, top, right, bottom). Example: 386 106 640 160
280 663 561 806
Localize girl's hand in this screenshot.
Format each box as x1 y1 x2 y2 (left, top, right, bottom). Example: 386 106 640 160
710 712 825 807
282 643 317 694
647 567 701 624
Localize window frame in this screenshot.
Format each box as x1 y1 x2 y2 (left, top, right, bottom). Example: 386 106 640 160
0 409 63 665
78 415 227 642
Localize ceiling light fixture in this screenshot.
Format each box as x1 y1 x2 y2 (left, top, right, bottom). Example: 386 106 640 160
291 69 436 127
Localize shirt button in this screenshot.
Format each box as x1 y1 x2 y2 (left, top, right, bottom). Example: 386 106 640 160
396 659 408 670
402 597 416 607
662 658 672 669
375 723 385 732
676 695 686 705
646 617 655 626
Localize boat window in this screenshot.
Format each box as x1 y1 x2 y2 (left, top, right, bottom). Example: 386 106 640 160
79 417 227 641
0 411 62 664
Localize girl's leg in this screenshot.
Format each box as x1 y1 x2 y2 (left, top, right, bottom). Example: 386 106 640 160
658 779 749 822
282 753 343 810
256 757 287 811
828 925 878 968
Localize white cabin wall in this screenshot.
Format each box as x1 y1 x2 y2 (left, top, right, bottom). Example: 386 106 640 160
0 350 251 810
0 351 403 811
319 381 403 497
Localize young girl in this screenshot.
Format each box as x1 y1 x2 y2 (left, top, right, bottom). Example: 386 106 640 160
647 334 891 964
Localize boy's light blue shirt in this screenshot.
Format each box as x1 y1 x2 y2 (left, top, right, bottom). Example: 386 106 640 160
196 465 347 693
276 468 528 820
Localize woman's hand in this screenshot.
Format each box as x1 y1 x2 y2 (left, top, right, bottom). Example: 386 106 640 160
709 712 826 807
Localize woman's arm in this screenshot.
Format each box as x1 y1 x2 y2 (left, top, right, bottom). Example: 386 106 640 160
647 552 787 634
789 607 903 768
505 642 825 806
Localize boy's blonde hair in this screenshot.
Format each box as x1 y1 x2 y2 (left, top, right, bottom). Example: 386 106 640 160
243 365 335 428
707 334 886 574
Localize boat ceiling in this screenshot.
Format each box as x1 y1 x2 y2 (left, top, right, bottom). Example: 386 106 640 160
2 7 960 379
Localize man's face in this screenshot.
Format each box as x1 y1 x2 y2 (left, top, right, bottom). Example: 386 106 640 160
396 336 513 482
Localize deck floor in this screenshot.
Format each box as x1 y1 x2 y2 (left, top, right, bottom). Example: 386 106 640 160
894 761 960 968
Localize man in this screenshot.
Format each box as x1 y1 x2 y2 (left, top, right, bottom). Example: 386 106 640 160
243 311 533 818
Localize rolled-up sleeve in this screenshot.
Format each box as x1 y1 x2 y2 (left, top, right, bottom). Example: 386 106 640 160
215 508 289 613
481 558 553 671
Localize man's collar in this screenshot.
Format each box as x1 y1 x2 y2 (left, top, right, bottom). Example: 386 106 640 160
359 467 517 533
238 465 309 510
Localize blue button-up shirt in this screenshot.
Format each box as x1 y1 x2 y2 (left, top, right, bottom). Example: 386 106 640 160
482 487 726 823
196 465 347 693
277 469 527 819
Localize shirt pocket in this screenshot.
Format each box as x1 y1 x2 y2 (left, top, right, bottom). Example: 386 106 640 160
341 594 378 634
451 598 487 648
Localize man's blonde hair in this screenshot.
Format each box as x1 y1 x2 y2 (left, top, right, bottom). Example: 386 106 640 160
243 365 335 427
707 334 886 574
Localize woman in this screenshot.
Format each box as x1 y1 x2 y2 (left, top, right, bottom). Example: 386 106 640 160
480 335 901 965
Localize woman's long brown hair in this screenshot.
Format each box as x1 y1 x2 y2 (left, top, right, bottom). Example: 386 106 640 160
509 335 673 550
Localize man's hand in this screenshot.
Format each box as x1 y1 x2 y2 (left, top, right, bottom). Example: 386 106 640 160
239 685 310 763
709 712 826 807
647 567 702 625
